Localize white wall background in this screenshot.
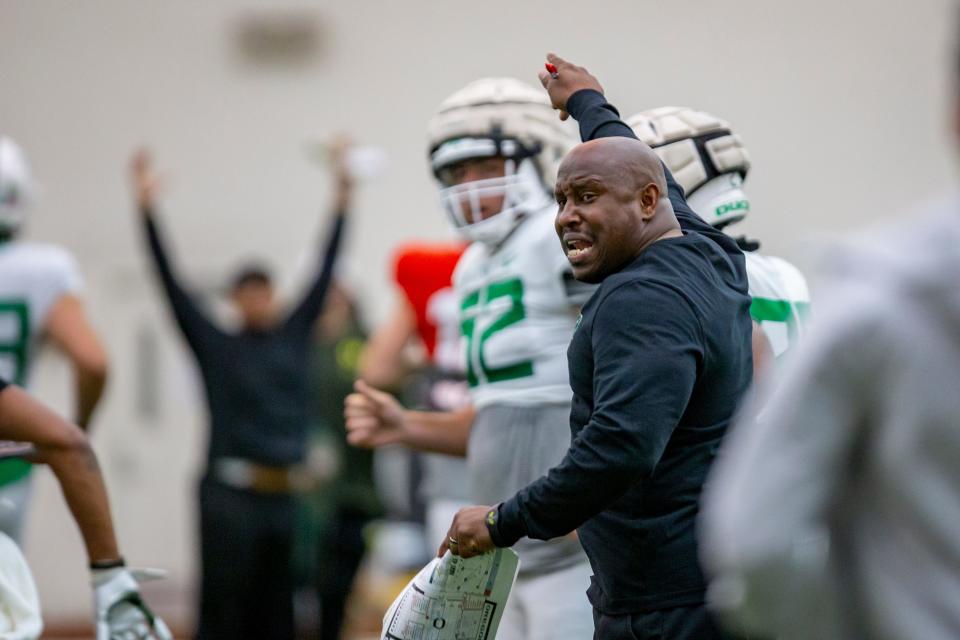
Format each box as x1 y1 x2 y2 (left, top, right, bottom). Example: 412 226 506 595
1 0 957 621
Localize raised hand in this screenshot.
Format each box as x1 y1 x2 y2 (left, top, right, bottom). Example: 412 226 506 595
536 53 604 121
343 379 408 448
328 134 354 212
129 149 162 213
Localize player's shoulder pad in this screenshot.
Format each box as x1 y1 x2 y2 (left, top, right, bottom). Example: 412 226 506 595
746 252 810 297
14 242 78 273
511 208 563 261
14 242 83 290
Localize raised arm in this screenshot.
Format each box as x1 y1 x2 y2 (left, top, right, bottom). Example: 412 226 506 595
131 150 222 353
286 138 352 330
539 54 747 287
358 296 419 389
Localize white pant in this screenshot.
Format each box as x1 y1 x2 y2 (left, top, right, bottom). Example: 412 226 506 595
0 478 32 544
0 531 41 639
498 559 594 640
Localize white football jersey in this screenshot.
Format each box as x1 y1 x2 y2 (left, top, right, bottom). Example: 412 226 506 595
744 251 810 358
0 242 82 386
454 208 591 409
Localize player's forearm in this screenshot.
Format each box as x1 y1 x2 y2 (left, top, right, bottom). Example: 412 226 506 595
491 426 643 546
0 386 120 562
400 407 475 457
359 354 410 390
359 321 415 389
74 366 107 430
44 441 122 563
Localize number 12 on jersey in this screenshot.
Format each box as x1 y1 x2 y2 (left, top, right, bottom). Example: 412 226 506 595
460 278 533 387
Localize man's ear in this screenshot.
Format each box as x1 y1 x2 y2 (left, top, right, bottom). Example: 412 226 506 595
638 183 660 220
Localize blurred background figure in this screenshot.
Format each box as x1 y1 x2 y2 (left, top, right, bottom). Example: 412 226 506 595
0 136 109 542
294 281 382 640
626 108 810 378
130 140 353 639
359 240 470 552
701 15 960 638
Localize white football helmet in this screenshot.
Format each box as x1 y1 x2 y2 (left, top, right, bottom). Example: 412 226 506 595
626 107 751 228
0 137 33 239
427 78 576 245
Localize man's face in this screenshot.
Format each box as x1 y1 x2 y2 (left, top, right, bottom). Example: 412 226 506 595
440 156 507 223
553 148 648 283
231 281 277 330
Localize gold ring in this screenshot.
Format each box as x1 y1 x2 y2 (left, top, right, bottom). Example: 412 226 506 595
448 537 459 546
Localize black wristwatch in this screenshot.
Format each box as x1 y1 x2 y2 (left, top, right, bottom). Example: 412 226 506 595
484 504 501 544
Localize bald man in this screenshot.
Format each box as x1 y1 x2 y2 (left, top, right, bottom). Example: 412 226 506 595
441 56 753 640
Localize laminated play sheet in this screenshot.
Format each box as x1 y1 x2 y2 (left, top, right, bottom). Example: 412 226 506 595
381 548 520 640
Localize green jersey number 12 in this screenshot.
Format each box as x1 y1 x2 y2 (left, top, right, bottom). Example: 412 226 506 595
461 278 533 387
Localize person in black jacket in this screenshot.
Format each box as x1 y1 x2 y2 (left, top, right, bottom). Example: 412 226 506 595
439 56 753 640
129 145 350 640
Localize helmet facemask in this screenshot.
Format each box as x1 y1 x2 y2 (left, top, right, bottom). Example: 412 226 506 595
432 137 551 246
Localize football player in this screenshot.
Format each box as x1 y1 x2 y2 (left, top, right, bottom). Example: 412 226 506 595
359 240 471 547
0 378 171 639
626 108 810 366
0 136 109 541
346 78 595 640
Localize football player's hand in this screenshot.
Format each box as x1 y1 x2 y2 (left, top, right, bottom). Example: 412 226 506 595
129 149 163 213
438 506 496 558
92 566 173 640
344 379 408 448
537 53 604 121
328 134 354 213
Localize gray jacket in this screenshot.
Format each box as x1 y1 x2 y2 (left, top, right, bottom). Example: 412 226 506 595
701 195 960 640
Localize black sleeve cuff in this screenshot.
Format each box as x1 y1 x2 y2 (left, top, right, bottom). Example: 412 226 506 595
565 89 637 142
566 89 617 119
486 499 528 548
89 557 125 570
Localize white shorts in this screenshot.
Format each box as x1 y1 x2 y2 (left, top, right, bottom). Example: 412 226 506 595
0 531 41 638
498 558 594 640
0 476 32 544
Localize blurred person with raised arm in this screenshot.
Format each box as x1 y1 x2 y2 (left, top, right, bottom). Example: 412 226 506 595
130 140 352 640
